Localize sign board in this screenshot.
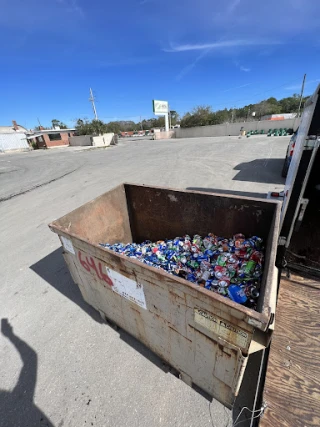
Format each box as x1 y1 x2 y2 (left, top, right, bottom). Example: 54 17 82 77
194 308 250 350
61 236 75 255
152 100 169 115
106 267 147 310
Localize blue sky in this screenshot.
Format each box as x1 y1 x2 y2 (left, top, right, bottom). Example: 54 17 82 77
1 0 320 128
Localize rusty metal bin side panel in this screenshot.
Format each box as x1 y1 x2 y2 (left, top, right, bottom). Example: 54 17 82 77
75 237 263 333
50 184 132 245
124 184 281 325
59 235 255 407
124 184 278 243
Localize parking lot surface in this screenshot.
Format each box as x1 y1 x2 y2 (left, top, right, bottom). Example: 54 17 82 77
0 136 288 427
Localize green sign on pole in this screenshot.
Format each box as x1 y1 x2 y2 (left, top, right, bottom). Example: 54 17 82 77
152 100 169 115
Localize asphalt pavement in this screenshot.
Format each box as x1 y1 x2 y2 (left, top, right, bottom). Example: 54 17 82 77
0 135 289 427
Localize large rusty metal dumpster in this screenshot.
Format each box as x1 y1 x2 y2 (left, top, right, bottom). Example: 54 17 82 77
49 184 280 408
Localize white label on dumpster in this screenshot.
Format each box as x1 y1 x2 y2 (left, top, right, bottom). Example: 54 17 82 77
194 308 249 349
106 267 147 310
61 236 75 255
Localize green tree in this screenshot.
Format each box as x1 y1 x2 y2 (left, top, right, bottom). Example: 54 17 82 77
106 122 121 134
213 109 230 124
180 106 213 128
169 110 180 126
51 119 68 129
279 94 303 113
75 119 109 135
253 100 282 119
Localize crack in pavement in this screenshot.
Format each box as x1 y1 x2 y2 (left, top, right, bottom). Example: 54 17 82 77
0 168 79 203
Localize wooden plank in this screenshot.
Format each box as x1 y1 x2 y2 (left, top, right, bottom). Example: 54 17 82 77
260 273 320 427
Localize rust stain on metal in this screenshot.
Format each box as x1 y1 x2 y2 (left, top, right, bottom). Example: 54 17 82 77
218 343 224 353
168 325 192 343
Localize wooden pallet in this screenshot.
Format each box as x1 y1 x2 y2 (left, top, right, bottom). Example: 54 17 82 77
260 273 320 427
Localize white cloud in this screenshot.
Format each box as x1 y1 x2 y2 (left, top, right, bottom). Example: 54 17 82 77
176 49 211 81
139 0 155 4
285 79 320 91
228 0 241 13
172 38 277 80
210 1 320 35
284 84 303 91
223 83 251 92
164 39 281 53
56 0 84 16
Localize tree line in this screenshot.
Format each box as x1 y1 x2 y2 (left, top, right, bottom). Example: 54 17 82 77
34 119 68 130
73 111 180 135
34 94 307 135
180 94 307 128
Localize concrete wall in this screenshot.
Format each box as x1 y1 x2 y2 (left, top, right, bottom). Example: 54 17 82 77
175 118 301 139
0 133 30 152
69 133 116 147
69 135 92 146
102 133 115 146
153 131 176 140
92 133 115 147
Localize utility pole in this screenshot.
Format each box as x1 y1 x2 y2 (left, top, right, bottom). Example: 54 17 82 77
246 107 250 122
89 88 98 120
140 116 143 131
165 114 169 132
298 74 306 117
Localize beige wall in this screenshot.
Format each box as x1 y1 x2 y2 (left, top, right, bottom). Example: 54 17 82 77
91 133 115 146
175 118 300 139
153 131 176 140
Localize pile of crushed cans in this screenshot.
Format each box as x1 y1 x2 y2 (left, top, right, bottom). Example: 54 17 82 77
100 233 264 310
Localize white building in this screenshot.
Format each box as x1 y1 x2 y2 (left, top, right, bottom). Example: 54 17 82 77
0 121 29 152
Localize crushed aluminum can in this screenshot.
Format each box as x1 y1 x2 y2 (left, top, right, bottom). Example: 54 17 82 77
101 232 264 311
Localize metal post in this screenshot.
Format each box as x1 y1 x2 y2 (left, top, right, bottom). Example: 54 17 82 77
298 74 306 117
89 88 98 120
246 107 250 122
165 113 169 132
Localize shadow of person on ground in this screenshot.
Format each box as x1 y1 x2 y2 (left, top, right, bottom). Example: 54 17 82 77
0 319 54 427
30 247 103 323
233 158 286 184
